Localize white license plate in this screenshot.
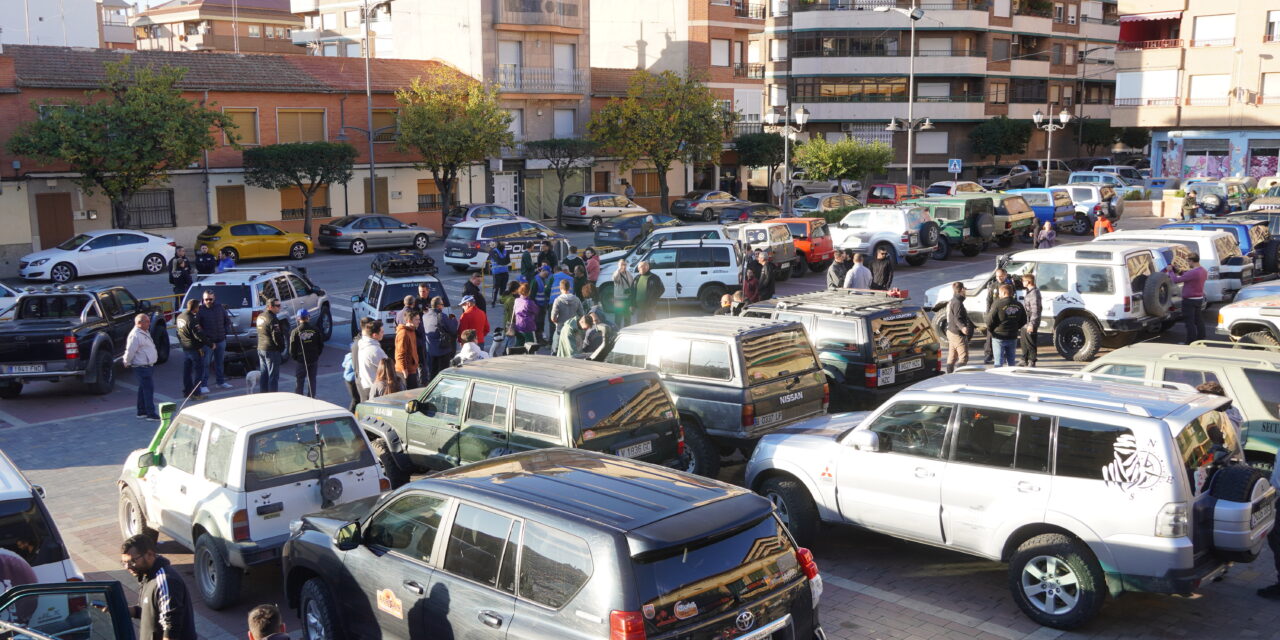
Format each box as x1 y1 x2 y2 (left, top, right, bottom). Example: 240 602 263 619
877 367 896 386
1252 496 1276 528
6 364 44 374
897 359 923 372
616 441 653 459
755 411 784 427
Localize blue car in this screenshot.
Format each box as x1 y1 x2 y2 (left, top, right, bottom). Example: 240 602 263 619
1236 281 1280 302
1160 220 1278 275
1006 188 1079 232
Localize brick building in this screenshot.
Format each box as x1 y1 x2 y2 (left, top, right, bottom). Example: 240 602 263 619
0 45 484 273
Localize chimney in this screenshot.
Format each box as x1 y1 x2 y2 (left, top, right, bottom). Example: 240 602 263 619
0 55 15 90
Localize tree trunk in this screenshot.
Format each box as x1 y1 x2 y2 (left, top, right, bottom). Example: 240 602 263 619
111 198 130 230
435 170 455 223
555 168 568 228
302 190 314 237
656 164 671 214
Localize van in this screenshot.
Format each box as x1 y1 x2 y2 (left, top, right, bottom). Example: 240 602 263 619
730 221 798 278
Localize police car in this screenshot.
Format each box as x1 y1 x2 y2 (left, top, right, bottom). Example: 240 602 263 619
350 251 450 339
442 218 568 272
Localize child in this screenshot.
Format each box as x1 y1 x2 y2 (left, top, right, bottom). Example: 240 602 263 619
458 329 490 363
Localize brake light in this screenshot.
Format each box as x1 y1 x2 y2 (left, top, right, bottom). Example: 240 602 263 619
936 358 944 372
677 426 686 456
901 233 911 244
469 241 482 250
609 611 646 640
379 477 391 491
1123 295 1131 313
251 310 261 326
608 376 625 385
332 230 343 237
741 403 755 428
797 547 820 580
822 382 830 407
168 241 176 247
1155 502 1189 538
865 364 878 388
64 335 78 360
1005 221 1012 230
232 509 250 542
739 212 748 221
580 206 588 216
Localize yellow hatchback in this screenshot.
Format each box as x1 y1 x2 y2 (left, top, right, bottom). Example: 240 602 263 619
196 221 313 261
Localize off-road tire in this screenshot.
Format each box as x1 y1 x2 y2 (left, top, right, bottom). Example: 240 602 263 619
760 476 820 547
142 253 167 274
960 243 982 258
117 486 158 543
1141 272 1172 317
680 419 720 478
973 212 995 239
918 221 941 248
349 239 367 255
371 437 410 489
1200 194 1224 215
791 257 806 278
1008 534 1106 629
1208 464 1271 503
932 239 952 261
317 305 333 341
152 324 170 365
1241 331 1280 347
299 578 345 640
698 284 727 313
996 234 1015 248
194 533 242 610
1054 316 1102 361
1262 241 1280 274
86 353 115 395
1070 214 1090 236
904 253 929 267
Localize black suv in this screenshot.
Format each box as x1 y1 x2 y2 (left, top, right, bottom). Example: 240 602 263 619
605 317 828 476
742 290 941 410
282 449 824 640
355 355 694 484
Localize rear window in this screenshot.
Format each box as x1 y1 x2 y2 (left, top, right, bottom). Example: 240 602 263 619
330 216 360 227
0 495 67 568
186 285 253 309
1214 235 1242 259
1176 410 1241 495
633 515 798 634
742 329 820 383
1001 196 1031 215
564 195 584 207
930 206 964 222
870 310 937 357
198 225 223 236
573 377 675 441
14 295 91 320
1076 265 1115 294
245 417 372 490
1020 192 1049 206
795 196 820 209
378 281 444 312
446 227 478 243
785 222 808 238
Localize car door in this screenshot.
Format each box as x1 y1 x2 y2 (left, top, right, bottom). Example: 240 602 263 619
506 388 566 455
96 290 132 350
143 414 204 545
424 502 520 640
835 401 951 542
940 407 1052 556
457 382 512 464
113 233 150 273
377 216 406 247
78 234 121 275
672 247 710 299
406 376 470 470
645 247 680 299
272 275 298 322
258 223 289 256
349 217 378 248
0 581 137 640
342 491 451 639
288 274 321 319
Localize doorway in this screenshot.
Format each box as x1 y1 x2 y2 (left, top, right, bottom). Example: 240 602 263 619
35 193 74 249
493 172 519 214
594 171 611 193
216 186 247 222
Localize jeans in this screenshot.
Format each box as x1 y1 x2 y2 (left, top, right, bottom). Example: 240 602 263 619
134 366 156 417
208 339 227 385
1183 297 1206 344
492 272 509 305
294 359 318 397
258 350 282 393
182 348 206 396
345 379 361 412
1019 328 1039 365
993 337 1018 367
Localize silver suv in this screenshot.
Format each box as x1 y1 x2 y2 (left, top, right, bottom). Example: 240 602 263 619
746 368 1276 630
828 206 941 267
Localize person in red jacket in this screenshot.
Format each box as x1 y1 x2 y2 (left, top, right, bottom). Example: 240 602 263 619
456 295 490 347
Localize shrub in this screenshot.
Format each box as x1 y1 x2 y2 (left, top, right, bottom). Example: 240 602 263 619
820 205 857 224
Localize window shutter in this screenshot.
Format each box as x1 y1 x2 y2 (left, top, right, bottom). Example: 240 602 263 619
277 110 300 143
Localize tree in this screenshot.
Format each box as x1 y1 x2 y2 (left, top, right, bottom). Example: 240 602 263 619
243 142 357 235
525 138 597 226
1073 118 1120 156
588 70 727 214
792 136 893 190
396 67 513 216
968 116 1033 165
1119 127 1151 152
7 57 234 228
733 132 786 189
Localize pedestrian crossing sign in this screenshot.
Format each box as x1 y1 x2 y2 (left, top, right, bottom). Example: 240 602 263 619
948 158 963 174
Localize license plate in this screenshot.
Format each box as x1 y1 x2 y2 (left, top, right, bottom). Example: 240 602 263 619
1252 495 1276 529
5 364 44 374
447 249 464 256
755 411 784 427
616 441 653 459
898 359 923 372
877 367 896 386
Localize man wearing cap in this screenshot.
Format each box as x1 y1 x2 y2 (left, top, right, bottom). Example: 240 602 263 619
457 295 490 348
289 309 324 397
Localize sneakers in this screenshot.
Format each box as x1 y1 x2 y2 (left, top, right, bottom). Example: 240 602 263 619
1259 584 1280 600
218 382 233 389
200 386 211 394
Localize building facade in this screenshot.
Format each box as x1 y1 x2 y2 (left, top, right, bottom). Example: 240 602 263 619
99 0 138 50
132 0 305 54
763 0 1119 182
1113 0 1280 179
0 0 100 48
0 46 483 272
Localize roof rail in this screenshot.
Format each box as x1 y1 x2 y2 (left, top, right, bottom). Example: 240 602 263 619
1190 339 1280 354
932 381 1155 417
990 366 1195 392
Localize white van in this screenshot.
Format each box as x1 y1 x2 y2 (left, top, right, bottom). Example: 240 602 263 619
1093 229 1250 303
0 448 82 626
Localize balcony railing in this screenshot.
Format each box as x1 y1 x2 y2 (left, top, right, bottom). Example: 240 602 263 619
1190 38 1235 48
735 2 766 18
730 122 765 136
794 48 986 58
1114 97 1178 107
1079 15 1120 25
493 67 586 93
793 94 985 103
1009 95 1049 103
734 64 766 78
1186 97 1229 106
1016 52 1051 61
793 0 988 12
281 206 331 220
494 0 584 29
1116 39 1182 51
1015 5 1053 18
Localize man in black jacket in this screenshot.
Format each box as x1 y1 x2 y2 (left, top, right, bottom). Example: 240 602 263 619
825 250 849 290
756 252 777 301
290 309 324 397
122 534 197 640
869 246 894 290
194 245 217 275
196 290 234 391
168 246 193 295
176 299 207 398
983 284 1026 367
983 267 1015 363
256 299 286 393
944 282 977 373
462 272 487 313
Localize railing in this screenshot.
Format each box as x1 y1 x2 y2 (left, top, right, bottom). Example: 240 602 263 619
793 47 987 57
1113 97 1178 107
1015 5 1053 18
735 1 767 18
793 93 985 103
1079 15 1120 25
792 0 988 11
730 122 765 136
494 0 584 29
493 66 587 93
1190 38 1234 47
1186 97 1229 106
281 206 331 220
1116 39 1181 51
1009 95 1049 103
1014 52 1051 61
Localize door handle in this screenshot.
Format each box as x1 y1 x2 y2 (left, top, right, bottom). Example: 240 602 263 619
700 271 708 275
1017 481 1041 493
488 430 504 438
179 485 186 494
913 467 933 479
447 423 460 430
402 580 424 595
478 611 504 629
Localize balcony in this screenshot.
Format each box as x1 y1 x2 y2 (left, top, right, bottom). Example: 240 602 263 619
494 0 584 30
730 122 765 137
1079 15 1119 25
735 1 766 18
291 29 323 44
493 67 586 94
793 53 987 75
1189 38 1234 48
793 0 988 11
790 1 991 30
1114 97 1179 106
796 99 987 121
734 64 765 78
1116 38 1181 51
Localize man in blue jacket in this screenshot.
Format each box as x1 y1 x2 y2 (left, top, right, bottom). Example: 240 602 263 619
195 289 235 392
533 266 553 341
420 296 458 383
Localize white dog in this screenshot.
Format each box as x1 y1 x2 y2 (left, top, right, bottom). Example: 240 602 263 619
244 370 261 393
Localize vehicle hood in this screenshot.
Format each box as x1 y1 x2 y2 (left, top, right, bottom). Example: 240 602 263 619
299 494 383 536
597 248 629 264
769 412 869 438
755 413 868 461
20 248 70 263
358 389 417 412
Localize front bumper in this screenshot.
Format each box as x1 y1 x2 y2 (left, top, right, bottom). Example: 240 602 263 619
18 266 49 280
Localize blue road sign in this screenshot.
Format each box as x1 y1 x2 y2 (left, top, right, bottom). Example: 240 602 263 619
948 158 963 174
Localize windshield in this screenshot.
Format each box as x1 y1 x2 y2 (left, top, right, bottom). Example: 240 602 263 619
245 416 372 490
55 234 92 251
575 377 675 439
871 310 937 357
1196 184 1228 197
1019 192 1050 206
742 329 819 383
795 196 820 209
445 227 478 243
840 209 901 229
186 285 253 310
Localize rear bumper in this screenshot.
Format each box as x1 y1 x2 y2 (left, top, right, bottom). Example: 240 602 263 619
0 361 87 381
317 236 350 250
1099 316 1163 333
228 533 290 568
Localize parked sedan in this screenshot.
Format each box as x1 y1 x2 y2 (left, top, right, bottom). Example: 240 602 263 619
318 214 436 254
443 203 517 229
591 212 680 250
196 221 313 261
19 229 176 283
715 202 783 224
670 190 745 221
977 165 1034 190
792 192 859 218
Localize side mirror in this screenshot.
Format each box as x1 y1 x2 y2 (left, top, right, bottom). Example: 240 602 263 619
315 289 326 297
333 521 361 551
350 295 361 303
80 245 94 252
31 484 45 499
838 223 848 229
137 452 155 469
848 430 882 452
404 399 420 414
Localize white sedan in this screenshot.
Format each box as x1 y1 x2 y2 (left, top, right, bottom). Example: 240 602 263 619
19 229 176 283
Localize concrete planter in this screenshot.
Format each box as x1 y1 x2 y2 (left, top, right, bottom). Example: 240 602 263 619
1125 201 1155 217
1161 196 1185 218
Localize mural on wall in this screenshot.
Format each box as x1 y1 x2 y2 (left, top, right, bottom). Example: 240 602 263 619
1182 154 1229 179
1162 140 1181 179
1249 153 1279 178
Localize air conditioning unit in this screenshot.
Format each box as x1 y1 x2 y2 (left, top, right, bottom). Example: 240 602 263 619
1067 15 1076 24
840 123 857 132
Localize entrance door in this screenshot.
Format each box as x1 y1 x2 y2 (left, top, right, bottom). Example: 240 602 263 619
216 186 247 222
364 177 390 214
35 193 74 249
594 171 611 193
493 172 518 214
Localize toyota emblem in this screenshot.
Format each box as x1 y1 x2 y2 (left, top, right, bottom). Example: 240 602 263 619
735 610 755 632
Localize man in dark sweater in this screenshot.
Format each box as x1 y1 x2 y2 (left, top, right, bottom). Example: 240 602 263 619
462 272 487 313
195 289 234 391
825 250 849 290
983 267 1015 364
944 282 976 373
289 309 325 397
983 283 1026 367
869 246 894 290
256 298 286 393
122 534 197 640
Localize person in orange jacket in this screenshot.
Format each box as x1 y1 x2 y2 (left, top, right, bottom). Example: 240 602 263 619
1093 214 1115 237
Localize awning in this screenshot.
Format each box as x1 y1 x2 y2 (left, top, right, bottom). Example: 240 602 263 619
1119 11 1181 23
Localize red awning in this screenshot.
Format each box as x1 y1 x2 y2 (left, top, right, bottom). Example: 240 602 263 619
1119 11 1181 22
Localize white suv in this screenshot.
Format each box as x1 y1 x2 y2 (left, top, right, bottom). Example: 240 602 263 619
1094 229 1251 303
830 207 941 267
117 394 387 609
1218 294 1280 346
746 368 1277 629
597 223 735 268
596 238 743 312
925 244 1175 361
349 252 449 339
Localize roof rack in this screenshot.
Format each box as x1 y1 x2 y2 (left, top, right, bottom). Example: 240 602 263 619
371 250 438 277
1190 339 1280 354
937 367 1203 416
194 265 308 282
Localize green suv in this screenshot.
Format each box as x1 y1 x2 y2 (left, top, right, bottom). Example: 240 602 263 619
913 196 996 260
354 355 692 484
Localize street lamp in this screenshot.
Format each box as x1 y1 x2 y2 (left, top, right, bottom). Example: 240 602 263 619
764 105 810 211
335 0 392 213
1076 45 1112 147
1033 108 1072 188
874 4 927 186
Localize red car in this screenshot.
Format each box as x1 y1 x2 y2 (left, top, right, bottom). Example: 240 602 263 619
865 183 925 206
780 217 835 277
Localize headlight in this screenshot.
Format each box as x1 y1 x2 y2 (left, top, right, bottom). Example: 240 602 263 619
289 519 304 537
29 259 48 266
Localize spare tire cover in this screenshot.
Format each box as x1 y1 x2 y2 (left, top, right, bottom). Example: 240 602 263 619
1200 194 1224 213
973 212 996 239
1142 271 1171 317
919 221 940 248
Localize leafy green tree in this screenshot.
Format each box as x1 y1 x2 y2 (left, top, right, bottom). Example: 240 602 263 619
525 138 597 226
1119 127 1151 152
588 70 727 213
968 116 1033 165
1073 119 1121 156
243 142 357 235
7 57 234 228
733 132 786 189
396 67 513 216
792 136 893 191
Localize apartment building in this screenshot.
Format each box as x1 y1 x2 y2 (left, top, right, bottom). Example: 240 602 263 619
0 0 100 48
291 0 592 220
591 0 768 197
762 0 1119 181
99 0 138 50
132 0 305 54
0 46 481 268
1113 0 1280 179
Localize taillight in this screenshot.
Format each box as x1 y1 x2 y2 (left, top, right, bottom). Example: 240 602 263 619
232 509 250 542
379 477 391 491
936 358 944 371
822 382 830 407
251 310 261 327
64 335 78 360
865 364 878 388
469 241 482 250
901 233 911 244
796 547 819 580
580 206 588 216
741 403 756 427
1155 502 1189 537
610 610 646 640
332 230 343 236
1123 295 1131 312
739 212 748 221
677 426 686 456
168 241 176 247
